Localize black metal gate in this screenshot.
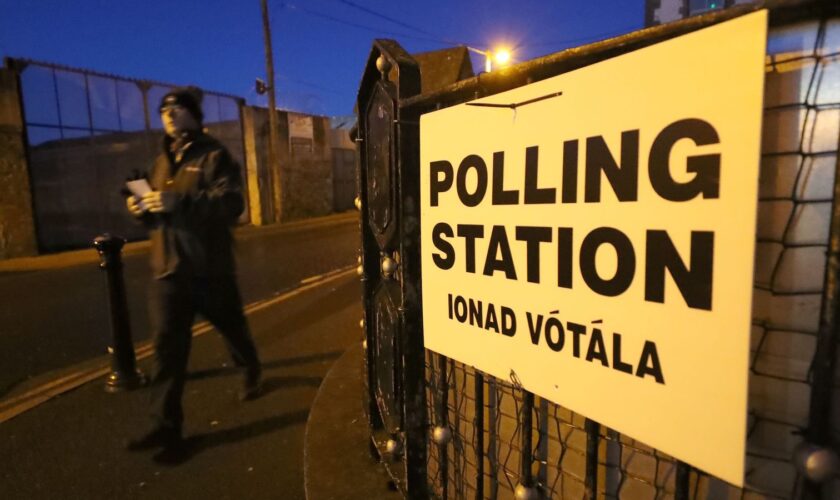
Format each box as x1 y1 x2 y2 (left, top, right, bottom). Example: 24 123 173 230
356 2 840 498
356 40 428 496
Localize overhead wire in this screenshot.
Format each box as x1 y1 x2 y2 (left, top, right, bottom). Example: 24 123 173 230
277 73 343 95
323 0 639 54
326 0 439 38
280 1 638 58
277 2 469 47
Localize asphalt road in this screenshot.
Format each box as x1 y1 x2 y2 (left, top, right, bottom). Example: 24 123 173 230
0 269 364 499
0 216 360 397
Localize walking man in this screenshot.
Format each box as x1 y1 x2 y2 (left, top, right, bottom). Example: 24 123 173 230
125 86 261 460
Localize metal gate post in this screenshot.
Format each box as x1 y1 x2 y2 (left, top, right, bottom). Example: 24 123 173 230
585 419 600 499
438 354 449 498
516 391 537 498
488 379 500 499
675 461 691 500
356 39 427 499
475 373 485 500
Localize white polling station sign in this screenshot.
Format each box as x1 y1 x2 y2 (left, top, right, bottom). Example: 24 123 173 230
420 11 767 486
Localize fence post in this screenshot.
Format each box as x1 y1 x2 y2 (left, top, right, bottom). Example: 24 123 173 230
475 373 485 500
438 354 450 499
675 461 691 500
93 234 145 392
537 398 549 494
515 390 538 499
488 379 499 499
585 419 600 499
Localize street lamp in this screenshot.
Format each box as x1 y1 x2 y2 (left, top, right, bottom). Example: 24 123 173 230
493 49 511 67
468 46 514 73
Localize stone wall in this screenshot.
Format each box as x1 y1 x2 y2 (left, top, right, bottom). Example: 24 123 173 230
283 113 334 220
246 107 334 222
241 106 272 225
0 68 37 258
330 125 356 212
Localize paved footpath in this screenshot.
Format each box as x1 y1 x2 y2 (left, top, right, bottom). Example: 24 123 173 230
0 268 364 499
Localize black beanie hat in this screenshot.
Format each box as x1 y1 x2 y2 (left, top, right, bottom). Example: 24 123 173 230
159 86 204 124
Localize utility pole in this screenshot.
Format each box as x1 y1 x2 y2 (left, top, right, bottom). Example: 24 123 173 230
260 0 283 222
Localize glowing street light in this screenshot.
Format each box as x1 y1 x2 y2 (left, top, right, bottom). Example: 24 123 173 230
494 49 511 66
468 46 514 73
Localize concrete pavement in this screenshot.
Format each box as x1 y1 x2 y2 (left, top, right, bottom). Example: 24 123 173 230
304 344 402 500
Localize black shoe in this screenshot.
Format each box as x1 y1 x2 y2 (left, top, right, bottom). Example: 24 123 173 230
125 425 182 452
238 369 262 402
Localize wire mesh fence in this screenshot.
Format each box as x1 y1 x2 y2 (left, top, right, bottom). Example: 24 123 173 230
749 14 840 499
420 16 840 500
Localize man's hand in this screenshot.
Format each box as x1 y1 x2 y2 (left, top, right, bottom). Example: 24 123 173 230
141 191 179 213
126 195 144 217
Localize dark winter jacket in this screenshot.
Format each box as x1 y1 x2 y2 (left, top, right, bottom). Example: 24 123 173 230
140 131 244 279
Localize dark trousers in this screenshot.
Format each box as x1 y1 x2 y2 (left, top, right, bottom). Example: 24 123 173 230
148 274 260 430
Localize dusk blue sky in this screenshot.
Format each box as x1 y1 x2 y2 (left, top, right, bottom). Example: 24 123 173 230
0 0 645 117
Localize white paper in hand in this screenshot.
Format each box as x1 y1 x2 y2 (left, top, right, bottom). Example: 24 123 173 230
126 179 152 210
126 179 152 197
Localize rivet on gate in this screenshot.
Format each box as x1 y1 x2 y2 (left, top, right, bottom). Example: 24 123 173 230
384 438 402 460
514 483 539 500
794 442 840 483
376 55 392 78
381 256 397 278
432 426 452 446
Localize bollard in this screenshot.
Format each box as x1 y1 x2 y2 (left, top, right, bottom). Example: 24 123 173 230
93 234 145 392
